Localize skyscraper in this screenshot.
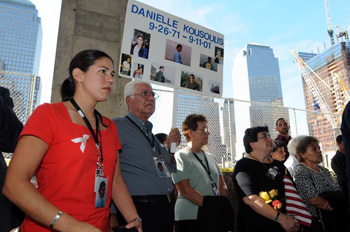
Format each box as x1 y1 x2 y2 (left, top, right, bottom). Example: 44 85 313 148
232 43 289 159
220 99 236 166
299 41 350 154
0 0 42 122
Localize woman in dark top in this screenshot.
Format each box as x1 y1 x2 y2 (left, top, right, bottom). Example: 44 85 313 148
232 126 299 232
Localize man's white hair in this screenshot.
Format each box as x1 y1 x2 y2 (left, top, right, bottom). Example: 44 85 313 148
124 80 151 108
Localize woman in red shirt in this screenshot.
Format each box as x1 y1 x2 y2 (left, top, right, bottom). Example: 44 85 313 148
3 50 142 232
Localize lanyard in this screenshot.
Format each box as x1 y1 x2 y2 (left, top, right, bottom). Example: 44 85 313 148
190 148 214 182
69 98 104 175
126 115 160 153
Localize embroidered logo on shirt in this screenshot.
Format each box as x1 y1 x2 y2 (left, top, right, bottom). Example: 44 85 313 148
71 134 90 153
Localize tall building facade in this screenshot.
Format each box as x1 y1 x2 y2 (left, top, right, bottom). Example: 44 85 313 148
299 41 350 154
0 0 42 122
232 43 289 159
220 99 236 166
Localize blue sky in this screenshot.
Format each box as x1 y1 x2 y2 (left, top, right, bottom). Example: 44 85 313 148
138 0 350 110
33 0 350 112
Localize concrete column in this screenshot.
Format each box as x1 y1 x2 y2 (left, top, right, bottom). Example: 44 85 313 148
52 0 129 118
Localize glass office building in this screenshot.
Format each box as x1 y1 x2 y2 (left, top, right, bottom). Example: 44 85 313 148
0 0 42 121
232 44 289 158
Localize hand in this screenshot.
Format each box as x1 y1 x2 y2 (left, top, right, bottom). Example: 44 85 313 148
125 220 142 232
56 213 102 232
278 213 300 232
167 128 181 147
322 200 333 211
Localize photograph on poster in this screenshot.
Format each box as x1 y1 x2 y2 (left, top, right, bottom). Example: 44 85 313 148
214 47 224 65
130 29 150 59
132 63 144 79
120 53 132 76
208 80 221 94
180 71 202 92
150 63 175 85
95 179 107 208
164 39 191 66
199 54 217 72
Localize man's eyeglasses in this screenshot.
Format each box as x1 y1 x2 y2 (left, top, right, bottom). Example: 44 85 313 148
197 127 210 133
133 90 159 99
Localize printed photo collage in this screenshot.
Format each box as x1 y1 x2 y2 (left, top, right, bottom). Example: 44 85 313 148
120 28 224 95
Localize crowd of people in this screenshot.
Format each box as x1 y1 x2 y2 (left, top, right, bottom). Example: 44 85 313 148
1 49 350 232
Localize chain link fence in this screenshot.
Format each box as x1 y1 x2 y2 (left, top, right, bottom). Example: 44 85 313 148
151 86 341 169
1 77 341 169
0 70 38 124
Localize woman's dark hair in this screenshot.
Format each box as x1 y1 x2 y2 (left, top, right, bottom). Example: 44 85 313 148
243 126 269 154
295 136 319 162
99 181 106 191
182 114 207 142
272 140 284 152
60 49 113 101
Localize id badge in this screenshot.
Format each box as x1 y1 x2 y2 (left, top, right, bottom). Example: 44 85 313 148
266 168 278 180
95 176 108 208
211 181 220 196
94 168 108 208
153 157 171 178
94 168 104 192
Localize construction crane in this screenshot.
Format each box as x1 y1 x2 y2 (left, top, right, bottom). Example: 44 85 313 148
336 26 349 42
290 50 339 128
324 0 335 46
331 72 350 127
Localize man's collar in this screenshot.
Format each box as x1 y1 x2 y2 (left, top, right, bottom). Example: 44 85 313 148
127 112 153 130
276 134 291 141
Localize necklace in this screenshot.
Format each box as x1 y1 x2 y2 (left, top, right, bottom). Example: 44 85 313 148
249 154 272 164
68 103 96 121
248 154 279 180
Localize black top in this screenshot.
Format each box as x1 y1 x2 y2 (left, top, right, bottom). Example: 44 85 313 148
341 101 350 205
331 150 348 197
0 87 24 230
0 92 23 181
232 157 286 232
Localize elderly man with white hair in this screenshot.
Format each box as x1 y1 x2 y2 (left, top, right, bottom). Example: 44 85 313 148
112 80 181 232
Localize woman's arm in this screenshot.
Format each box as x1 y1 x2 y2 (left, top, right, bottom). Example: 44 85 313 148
219 175 229 197
112 151 142 232
307 197 333 211
243 194 299 232
175 179 204 206
3 136 101 232
294 165 333 210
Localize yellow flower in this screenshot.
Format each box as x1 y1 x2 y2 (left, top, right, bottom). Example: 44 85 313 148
268 189 278 199
259 191 271 202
